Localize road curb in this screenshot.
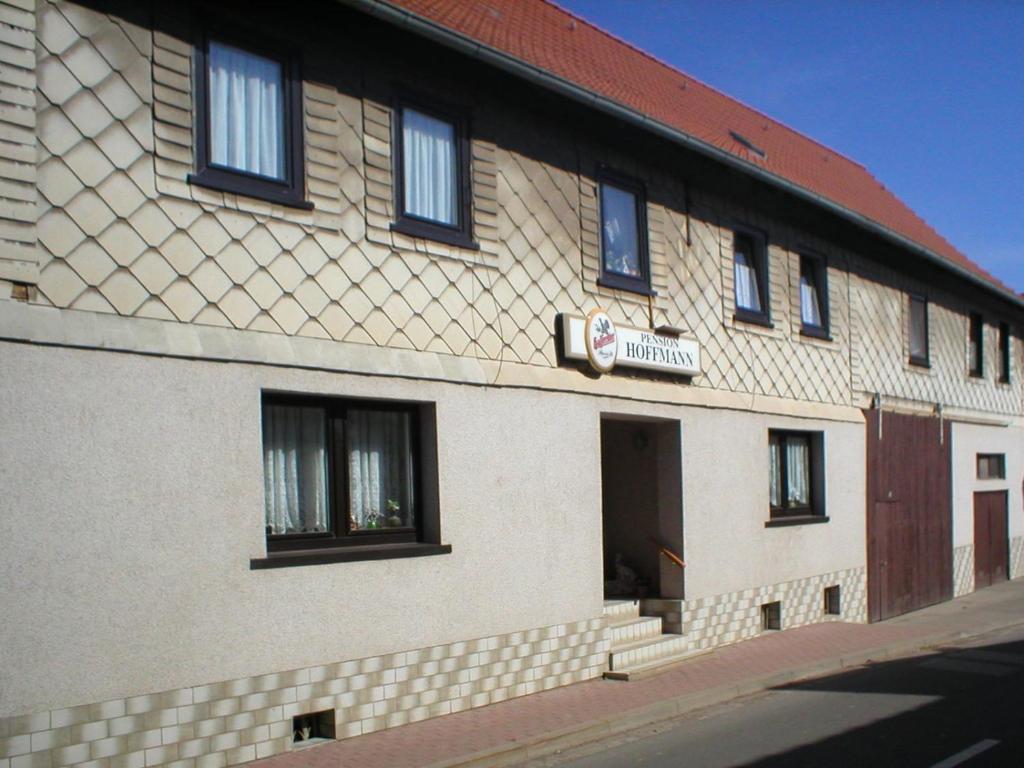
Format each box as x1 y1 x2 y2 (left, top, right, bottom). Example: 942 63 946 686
427 617 1024 768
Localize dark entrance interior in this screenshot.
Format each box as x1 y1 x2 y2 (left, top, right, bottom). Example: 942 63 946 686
865 409 952 622
974 490 1008 589
600 416 683 599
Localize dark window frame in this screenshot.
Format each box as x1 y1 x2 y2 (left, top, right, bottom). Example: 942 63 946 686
596 168 653 296
998 322 1011 384
189 23 311 210
908 293 930 368
391 92 477 250
767 429 826 523
798 251 831 340
731 225 772 328
977 453 1006 480
252 392 447 568
968 312 984 378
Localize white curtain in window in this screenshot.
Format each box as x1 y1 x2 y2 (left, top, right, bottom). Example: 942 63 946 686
208 41 285 180
263 405 328 534
734 251 762 312
348 410 413 529
769 437 782 508
786 437 810 506
800 272 822 326
601 184 641 277
402 108 457 225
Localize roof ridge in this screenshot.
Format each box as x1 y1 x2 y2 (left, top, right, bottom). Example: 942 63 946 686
540 0 867 170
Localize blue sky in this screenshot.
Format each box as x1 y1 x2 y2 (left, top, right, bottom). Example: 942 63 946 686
558 0 1024 293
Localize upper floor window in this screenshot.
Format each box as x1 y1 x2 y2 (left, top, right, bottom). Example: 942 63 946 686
999 322 1011 383
733 229 770 326
799 253 829 338
968 312 984 377
393 99 474 249
598 172 650 294
908 294 929 367
190 33 308 208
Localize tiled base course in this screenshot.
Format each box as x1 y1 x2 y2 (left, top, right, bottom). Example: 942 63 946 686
954 544 975 597
678 567 868 651
1011 536 1024 581
0 619 608 768
955 539 1024 597
0 566 873 768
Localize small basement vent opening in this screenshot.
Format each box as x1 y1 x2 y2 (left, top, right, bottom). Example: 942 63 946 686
761 600 781 631
292 710 335 746
824 585 841 616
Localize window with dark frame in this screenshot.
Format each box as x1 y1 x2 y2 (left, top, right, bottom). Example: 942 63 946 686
768 430 824 520
259 393 444 562
597 172 651 295
733 229 770 325
968 312 984 377
392 98 474 249
799 253 829 338
999 322 1011 383
189 30 309 208
908 294 929 367
977 453 1006 480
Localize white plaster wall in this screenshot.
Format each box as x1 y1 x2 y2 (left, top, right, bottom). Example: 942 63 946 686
679 409 866 598
951 422 1024 548
585 398 866 604
0 342 604 716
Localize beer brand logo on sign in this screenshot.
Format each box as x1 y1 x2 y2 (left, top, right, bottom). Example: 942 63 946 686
584 308 617 373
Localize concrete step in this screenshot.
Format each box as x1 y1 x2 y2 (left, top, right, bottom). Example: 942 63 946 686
602 599 640 623
604 646 714 681
608 616 664 647
608 633 691 673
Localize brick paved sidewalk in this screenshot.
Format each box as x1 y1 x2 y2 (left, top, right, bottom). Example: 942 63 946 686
252 581 1024 768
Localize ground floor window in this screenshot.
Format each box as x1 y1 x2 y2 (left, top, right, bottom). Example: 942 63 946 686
976 453 1006 480
768 430 825 521
261 393 438 554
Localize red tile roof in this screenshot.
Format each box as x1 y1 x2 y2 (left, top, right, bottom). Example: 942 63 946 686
377 0 1015 299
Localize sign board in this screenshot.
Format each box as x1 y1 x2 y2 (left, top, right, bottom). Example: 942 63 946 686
561 312 701 377
584 308 617 373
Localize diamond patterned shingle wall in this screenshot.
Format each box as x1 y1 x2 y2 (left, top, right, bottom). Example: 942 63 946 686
0 0 39 284
851 261 1022 415
656 192 852 404
28 0 1021 415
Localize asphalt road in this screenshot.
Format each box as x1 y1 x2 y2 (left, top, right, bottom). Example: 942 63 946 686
522 623 1024 768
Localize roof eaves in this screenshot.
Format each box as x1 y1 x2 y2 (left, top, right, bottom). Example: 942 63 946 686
343 0 1024 311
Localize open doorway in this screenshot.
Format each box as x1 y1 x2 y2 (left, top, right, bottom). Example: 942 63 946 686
601 416 684 600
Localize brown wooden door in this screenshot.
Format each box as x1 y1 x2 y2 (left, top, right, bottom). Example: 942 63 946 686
974 490 1008 589
865 410 952 622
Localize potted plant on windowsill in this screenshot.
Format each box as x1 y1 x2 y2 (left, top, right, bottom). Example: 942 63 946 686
386 499 403 528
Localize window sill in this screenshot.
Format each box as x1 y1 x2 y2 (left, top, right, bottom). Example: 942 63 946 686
188 171 314 210
733 310 774 329
764 515 829 528
596 275 656 297
800 325 832 341
250 542 452 569
908 357 931 369
391 219 479 251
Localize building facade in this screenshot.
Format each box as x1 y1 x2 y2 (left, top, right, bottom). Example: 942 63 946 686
1 0 1022 766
